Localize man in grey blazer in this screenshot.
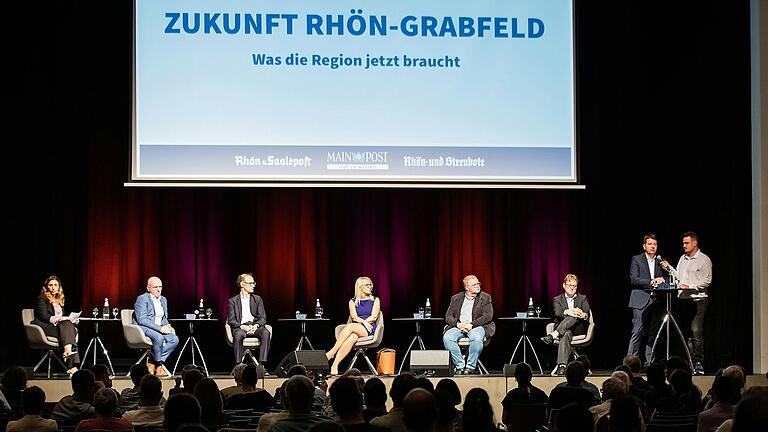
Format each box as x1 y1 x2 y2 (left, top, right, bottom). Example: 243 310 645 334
442 274 495 374
133 276 179 378
628 234 666 366
226 273 271 367
541 274 591 375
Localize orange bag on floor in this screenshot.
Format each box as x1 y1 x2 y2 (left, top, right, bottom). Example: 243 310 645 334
376 348 396 375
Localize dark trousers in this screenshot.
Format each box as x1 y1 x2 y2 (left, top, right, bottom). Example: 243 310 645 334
42 320 79 367
233 326 271 363
555 316 587 365
688 300 706 363
628 300 661 364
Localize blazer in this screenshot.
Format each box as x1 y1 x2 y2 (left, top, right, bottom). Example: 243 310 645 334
133 292 170 332
31 295 61 333
227 294 267 329
444 291 496 338
552 293 590 327
629 253 665 309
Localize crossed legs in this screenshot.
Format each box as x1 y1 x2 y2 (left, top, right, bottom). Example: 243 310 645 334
326 323 368 375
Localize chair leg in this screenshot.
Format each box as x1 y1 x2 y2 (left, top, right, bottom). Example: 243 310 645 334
32 350 67 378
477 359 489 375
346 348 378 376
127 349 152 376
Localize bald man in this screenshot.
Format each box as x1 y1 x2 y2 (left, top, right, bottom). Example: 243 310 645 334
133 276 179 378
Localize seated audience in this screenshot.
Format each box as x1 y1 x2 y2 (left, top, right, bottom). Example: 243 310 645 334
74 387 133 432
5 386 58 432
698 374 740 432
370 373 419 432
611 369 649 419
705 366 746 409
434 389 458 432
0 366 28 408
89 364 120 407
403 388 438 432
501 362 548 427
553 357 600 402
549 361 600 410
644 362 673 415
589 377 628 425
435 378 462 430
271 375 328 432
278 365 326 410
225 363 274 411
52 369 98 425
164 393 203 432
220 362 247 402
555 402 595 432
193 378 228 430
330 377 381 431
716 386 768 432
169 366 204 397
608 395 644 432
417 376 436 393
623 355 654 399
656 368 703 415
120 364 148 412
123 374 165 428
363 377 388 422
308 422 345 432
461 388 503 432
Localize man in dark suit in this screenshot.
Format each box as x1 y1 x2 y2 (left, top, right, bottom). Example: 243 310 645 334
628 234 666 366
542 274 591 375
227 273 271 367
442 274 495 374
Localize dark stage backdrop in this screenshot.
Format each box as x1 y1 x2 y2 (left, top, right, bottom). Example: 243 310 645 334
5 1 753 373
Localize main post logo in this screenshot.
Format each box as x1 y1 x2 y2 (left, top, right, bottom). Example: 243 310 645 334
326 151 389 170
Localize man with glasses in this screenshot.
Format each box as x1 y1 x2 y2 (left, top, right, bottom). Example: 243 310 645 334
442 274 495 375
226 273 271 368
134 276 179 378
541 274 591 376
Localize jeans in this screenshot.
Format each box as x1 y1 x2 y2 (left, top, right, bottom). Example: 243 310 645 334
143 327 180 364
688 300 706 363
443 326 485 370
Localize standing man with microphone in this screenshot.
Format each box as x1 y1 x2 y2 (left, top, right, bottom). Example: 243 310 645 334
661 231 712 375
628 234 666 366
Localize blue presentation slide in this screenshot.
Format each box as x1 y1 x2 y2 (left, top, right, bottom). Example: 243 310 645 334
133 0 576 184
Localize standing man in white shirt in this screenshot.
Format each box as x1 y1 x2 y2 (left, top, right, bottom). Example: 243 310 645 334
133 276 179 378
226 273 271 368
662 231 712 375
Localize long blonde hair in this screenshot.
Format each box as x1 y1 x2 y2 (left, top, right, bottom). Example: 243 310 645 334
41 275 65 306
353 276 374 306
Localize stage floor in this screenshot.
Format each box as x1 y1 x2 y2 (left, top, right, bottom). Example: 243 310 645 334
29 373 768 421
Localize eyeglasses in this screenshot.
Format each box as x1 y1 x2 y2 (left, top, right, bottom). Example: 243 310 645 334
149 285 162 289
243 281 256 286
565 283 578 288
467 282 481 288
363 284 373 287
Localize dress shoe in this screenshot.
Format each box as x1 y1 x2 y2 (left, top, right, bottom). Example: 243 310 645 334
454 368 465 376
466 367 479 375
541 334 555 345
551 364 566 376
147 363 156 375
694 362 705 375
155 365 170 378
